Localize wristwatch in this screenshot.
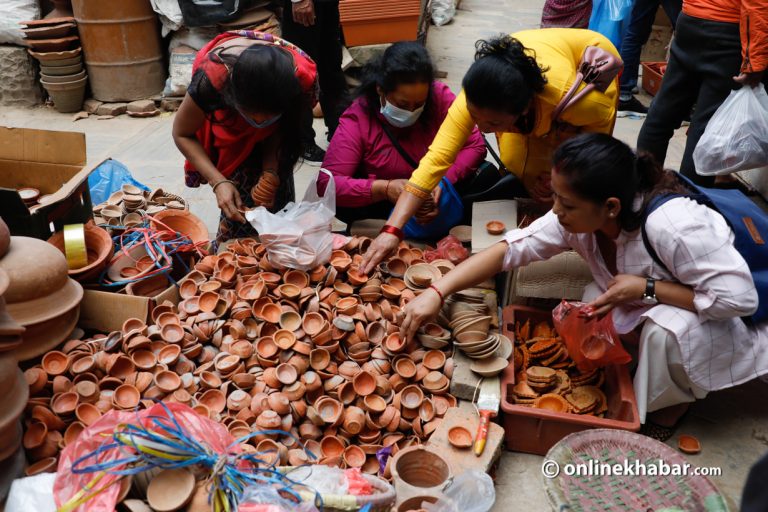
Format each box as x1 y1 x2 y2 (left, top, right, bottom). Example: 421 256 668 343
642 278 658 305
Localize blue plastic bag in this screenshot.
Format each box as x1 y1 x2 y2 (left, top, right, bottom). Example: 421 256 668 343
87 159 150 205
401 178 464 240
588 0 634 52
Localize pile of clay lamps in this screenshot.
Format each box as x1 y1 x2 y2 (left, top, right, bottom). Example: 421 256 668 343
22 237 460 476
93 184 187 230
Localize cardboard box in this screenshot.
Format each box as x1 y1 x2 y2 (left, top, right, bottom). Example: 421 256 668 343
0 126 101 239
79 285 180 333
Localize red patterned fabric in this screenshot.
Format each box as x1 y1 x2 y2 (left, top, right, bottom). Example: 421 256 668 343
541 0 593 28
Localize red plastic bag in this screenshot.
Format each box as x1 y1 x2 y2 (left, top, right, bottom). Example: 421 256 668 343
54 402 240 512
424 235 468 265
551 300 631 371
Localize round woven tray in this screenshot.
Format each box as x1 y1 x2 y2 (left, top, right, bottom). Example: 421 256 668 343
543 429 729 511
279 467 396 512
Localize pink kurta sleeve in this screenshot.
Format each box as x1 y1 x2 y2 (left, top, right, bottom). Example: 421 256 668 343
320 101 377 207
431 82 487 184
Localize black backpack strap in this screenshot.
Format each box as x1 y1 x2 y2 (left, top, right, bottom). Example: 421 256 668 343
377 119 420 169
482 135 509 174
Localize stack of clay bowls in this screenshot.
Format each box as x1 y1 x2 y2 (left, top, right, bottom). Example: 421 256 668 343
21 17 87 113
0 236 83 361
93 185 188 232
449 300 498 359
21 236 460 474
250 172 280 209
47 222 114 284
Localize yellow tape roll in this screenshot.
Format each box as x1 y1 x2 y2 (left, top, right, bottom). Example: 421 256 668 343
63 223 88 269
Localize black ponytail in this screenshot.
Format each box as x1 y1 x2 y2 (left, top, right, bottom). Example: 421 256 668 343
553 133 681 231
462 35 547 115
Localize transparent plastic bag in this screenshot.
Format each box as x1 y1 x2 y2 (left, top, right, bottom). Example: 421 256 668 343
422 470 495 512
588 0 634 50
245 170 336 271
431 0 456 26
693 84 768 176
551 300 631 371
238 485 319 512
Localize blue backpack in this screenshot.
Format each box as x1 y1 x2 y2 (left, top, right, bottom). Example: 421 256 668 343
641 174 768 325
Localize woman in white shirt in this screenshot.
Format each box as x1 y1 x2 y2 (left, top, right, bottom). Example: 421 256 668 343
401 133 768 437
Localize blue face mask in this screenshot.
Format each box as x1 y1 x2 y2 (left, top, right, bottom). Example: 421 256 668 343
380 99 424 128
238 109 282 129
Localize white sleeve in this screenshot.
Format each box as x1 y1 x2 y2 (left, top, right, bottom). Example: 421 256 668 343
502 210 572 271
645 198 758 320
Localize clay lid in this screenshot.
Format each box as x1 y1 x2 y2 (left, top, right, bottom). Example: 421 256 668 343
1 238 83 325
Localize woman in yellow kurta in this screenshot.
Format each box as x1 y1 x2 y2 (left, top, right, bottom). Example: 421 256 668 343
362 28 619 273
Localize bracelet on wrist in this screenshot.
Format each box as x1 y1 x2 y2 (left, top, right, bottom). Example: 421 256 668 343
429 284 445 305
380 224 404 241
212 179 236 193
403 182 432 201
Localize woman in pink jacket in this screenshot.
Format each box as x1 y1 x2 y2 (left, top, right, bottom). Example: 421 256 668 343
319 42 487 227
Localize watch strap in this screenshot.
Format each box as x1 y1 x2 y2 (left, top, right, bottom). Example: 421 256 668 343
644 278 656 300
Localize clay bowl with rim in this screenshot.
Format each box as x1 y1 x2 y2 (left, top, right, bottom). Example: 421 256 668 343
447 426 472 449
42 350 70 376
113 384 140 409
51 391 78 416
485 220 506 235
155 370 181 393
146 467 196 512
352 370 376 396
199 389 226 413
343 444 366 468
678 434 701 455
75 402 102 426
469 356 509 377
533 393 570 413
302 312 325 337
275 363 298 385
131 350 156 370
393 357 417 379
422 350 446 371
47 222 114 283
400 385 425 410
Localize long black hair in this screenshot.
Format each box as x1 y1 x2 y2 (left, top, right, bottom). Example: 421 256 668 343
552 133 682 231
462 35 547 116
210 44 306 173
356 41 436 125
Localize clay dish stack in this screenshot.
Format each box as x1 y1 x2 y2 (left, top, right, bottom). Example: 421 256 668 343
0 236 83 361
250 172 280 209
92 185 189 232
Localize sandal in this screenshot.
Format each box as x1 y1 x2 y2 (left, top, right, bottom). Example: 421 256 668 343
639 420 676 442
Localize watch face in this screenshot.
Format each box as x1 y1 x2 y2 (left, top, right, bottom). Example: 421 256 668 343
642 296 658 305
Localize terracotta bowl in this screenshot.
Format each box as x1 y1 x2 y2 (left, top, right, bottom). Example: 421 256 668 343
150 210 210 244
47 222 114 283
485 220 506 235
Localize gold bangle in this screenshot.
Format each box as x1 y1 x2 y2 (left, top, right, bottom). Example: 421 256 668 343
212 179 236 193
404 182 431 201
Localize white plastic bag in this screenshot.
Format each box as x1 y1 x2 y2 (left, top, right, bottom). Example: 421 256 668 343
431 0 456 26
245 170 335 271
0 0 40 45
693 84 768 176
422 470 496 512
6 472 57 512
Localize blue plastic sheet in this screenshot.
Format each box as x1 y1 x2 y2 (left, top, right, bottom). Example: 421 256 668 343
87 159 150 205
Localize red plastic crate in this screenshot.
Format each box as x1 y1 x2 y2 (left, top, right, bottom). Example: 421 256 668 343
500 305 640 455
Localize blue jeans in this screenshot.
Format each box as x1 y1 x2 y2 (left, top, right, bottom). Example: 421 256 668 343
619 0 681 98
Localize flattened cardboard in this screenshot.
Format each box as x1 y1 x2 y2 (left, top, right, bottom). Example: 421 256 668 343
79 285 179 333
471 200 517 253
0 126 100 239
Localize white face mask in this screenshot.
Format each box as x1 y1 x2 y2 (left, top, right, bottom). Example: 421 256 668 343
380 99 424 128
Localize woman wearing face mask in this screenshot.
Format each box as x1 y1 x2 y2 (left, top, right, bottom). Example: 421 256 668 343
361 29 619 273
318 41 486 227
400 132 768 439
173 30 317 244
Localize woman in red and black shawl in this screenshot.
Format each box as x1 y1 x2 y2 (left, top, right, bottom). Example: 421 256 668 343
173 30 318 244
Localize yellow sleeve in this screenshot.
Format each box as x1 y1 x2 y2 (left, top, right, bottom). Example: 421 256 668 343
559 82 618 134
407 89 475 191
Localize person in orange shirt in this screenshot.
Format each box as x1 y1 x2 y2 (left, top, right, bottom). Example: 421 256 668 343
637 0 767 186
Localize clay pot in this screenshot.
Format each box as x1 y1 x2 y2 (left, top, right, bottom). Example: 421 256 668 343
199 389 226 413
276 363 298 385
342 444 366 468
47 222 114 283
447 426 472 449
315 397 343 426
150 210 209 245
342 406 366 435
42 351 70 376
352 371 376 397
146 467 196 512
51 392 78 416
113 385 140 409
155 371 181 393
320 435 345 458
75 403 102 426
392 445 451 489
309 348 330 371
400 385 424 410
